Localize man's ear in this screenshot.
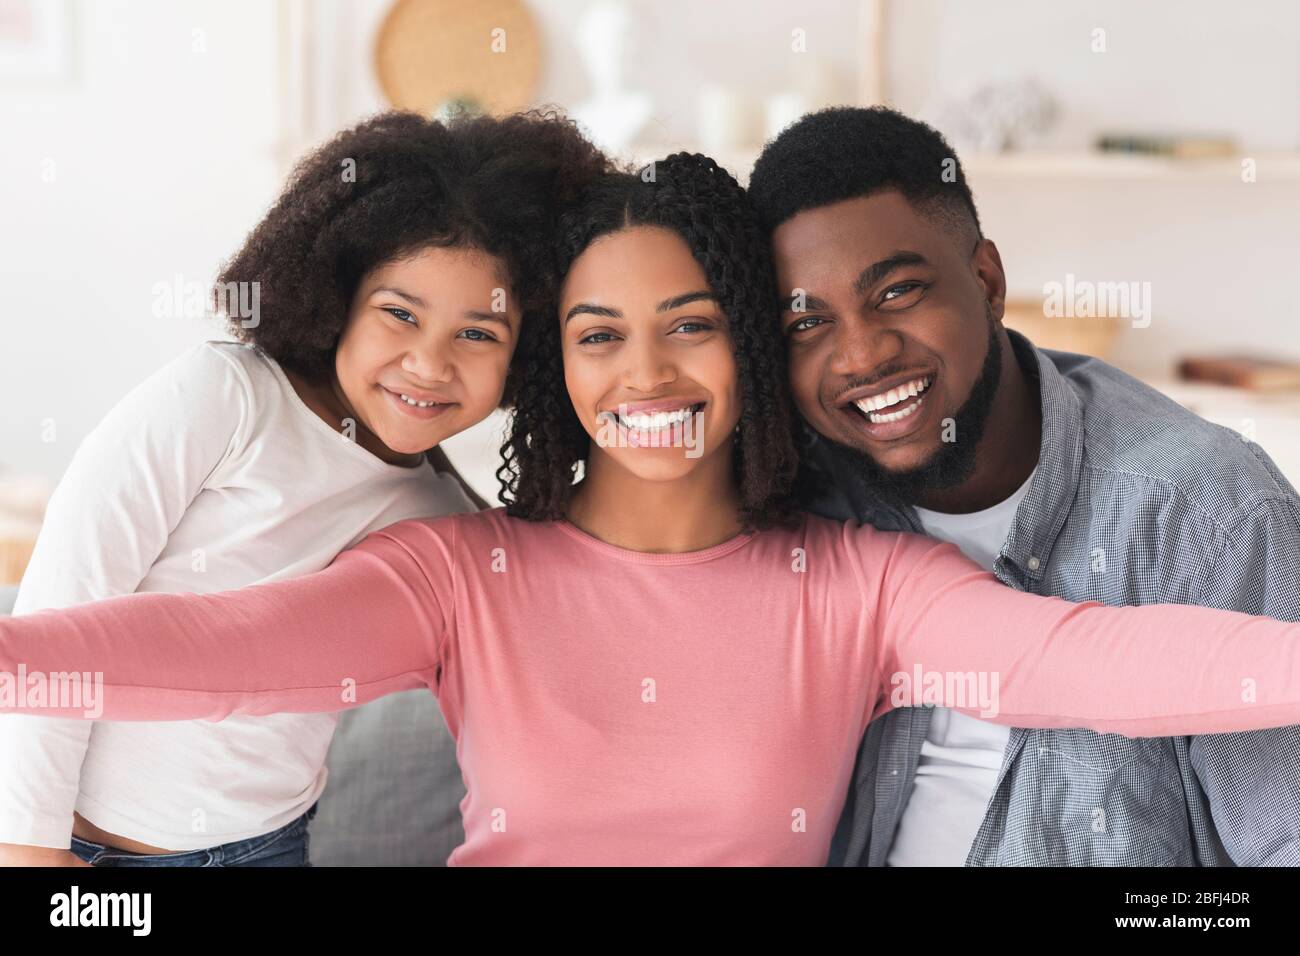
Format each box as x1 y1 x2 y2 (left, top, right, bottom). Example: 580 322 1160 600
971 238 1007 322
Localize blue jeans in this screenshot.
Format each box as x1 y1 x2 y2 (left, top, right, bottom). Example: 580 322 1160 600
69 803 317 867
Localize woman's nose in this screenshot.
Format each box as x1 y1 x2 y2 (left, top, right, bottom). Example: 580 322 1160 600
622 339 677 392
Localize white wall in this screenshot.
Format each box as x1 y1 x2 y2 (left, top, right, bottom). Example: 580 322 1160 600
0 0 280 485
886 0 1300 374
3 0 1297 501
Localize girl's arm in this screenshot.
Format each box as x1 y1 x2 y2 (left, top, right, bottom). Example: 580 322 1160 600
869 530 1300 737
0 344 247 857
0 520 453 721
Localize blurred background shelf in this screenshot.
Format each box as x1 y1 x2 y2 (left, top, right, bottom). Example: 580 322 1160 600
627 145 1300 184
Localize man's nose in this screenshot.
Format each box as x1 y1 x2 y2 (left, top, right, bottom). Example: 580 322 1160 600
829 318 901 380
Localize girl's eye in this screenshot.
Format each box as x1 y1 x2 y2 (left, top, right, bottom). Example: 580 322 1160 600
881 281 926 305
578 331 617 345
459 327 498 342
385 307 416 325
787 315 826 335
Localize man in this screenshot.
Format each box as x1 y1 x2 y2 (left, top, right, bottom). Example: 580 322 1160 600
748 106 1300 865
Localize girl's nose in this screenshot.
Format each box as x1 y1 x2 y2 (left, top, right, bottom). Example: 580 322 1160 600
401 346 454 384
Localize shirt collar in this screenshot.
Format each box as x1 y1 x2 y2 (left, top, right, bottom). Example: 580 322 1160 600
997 328 1085 582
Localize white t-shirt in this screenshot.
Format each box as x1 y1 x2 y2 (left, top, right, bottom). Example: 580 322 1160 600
884 465 1037 867
0 341 474 850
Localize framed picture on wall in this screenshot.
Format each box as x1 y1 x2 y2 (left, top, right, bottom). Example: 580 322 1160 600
0 0 72 81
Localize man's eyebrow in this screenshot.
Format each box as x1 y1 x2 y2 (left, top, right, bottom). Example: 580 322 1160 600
851 252 930 297
372 286 427 309
781 291 832 313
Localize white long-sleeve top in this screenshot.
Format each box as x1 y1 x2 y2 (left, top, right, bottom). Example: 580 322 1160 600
0 341 473 850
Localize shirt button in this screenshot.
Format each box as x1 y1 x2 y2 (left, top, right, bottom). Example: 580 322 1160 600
1027 556 1041 571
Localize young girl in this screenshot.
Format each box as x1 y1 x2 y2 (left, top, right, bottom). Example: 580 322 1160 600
3 154 1300 866
0 109 609 867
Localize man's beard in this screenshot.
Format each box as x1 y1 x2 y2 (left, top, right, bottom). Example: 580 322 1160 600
829 312 1003 506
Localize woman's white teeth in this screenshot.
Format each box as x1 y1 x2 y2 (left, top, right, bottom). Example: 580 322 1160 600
619 405 698 430
853 376 932 418
399 393 439 408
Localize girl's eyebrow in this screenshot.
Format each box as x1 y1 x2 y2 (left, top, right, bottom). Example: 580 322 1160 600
563 290 718 325
464 311 513 328
372 286 426 308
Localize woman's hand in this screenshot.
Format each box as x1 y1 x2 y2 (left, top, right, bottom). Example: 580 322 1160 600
0 842 93 867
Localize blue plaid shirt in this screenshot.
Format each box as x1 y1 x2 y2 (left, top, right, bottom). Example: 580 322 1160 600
810 330 1300 866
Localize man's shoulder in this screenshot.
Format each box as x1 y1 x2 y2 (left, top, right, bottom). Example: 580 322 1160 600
1046 348 1298 533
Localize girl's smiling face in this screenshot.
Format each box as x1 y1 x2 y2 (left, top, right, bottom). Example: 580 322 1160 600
333 245 521 460
560 225 741 483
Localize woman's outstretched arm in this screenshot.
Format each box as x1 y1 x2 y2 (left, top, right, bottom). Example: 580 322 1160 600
868 530 1300 737
0 519 453 721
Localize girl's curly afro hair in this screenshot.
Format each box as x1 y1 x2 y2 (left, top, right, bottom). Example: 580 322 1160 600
499 153 802 532
216 108 612 407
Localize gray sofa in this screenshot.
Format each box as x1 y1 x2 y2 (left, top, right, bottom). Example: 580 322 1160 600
0 585 464 865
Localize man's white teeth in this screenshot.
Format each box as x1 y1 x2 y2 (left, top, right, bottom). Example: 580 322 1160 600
399 393 439 408
619 405 699 430
853 376 932 417
866 396 923 424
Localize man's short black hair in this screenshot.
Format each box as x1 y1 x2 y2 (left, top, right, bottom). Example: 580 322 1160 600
748 105 982 246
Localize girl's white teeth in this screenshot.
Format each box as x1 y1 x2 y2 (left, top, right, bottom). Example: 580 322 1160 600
619 404 699 430
399 393 439 408
854 376 932 414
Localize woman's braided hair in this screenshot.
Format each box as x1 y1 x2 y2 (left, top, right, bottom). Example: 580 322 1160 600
499 152 802 532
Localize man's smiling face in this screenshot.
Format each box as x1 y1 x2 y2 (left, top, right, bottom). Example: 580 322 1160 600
771 189 1007 497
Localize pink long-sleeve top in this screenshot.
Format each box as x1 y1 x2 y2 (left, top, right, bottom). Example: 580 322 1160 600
2 507 1299 865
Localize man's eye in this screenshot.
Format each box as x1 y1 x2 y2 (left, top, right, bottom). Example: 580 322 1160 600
787 315 826 334
459 327 498 342
881 282 925 304
385 307 416 324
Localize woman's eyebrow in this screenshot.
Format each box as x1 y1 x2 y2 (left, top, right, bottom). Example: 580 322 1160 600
564 303 622 323
563 290 719 324
372 286 427 308
657 290 718 311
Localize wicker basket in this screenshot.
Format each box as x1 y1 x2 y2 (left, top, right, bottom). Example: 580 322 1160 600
0 538 36 587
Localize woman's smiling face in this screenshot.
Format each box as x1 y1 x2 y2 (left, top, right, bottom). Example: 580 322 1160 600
559 225 742 483
333 245 521 457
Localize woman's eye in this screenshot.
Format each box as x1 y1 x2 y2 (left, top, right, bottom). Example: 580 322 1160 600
881 282 925 305
385 307 416 325
459 327 498 342
578 331 616 345
672 320 713 335
787 315 826 335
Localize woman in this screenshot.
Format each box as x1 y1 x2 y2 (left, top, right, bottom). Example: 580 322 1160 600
0 109 609 867
2 154 1298 866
